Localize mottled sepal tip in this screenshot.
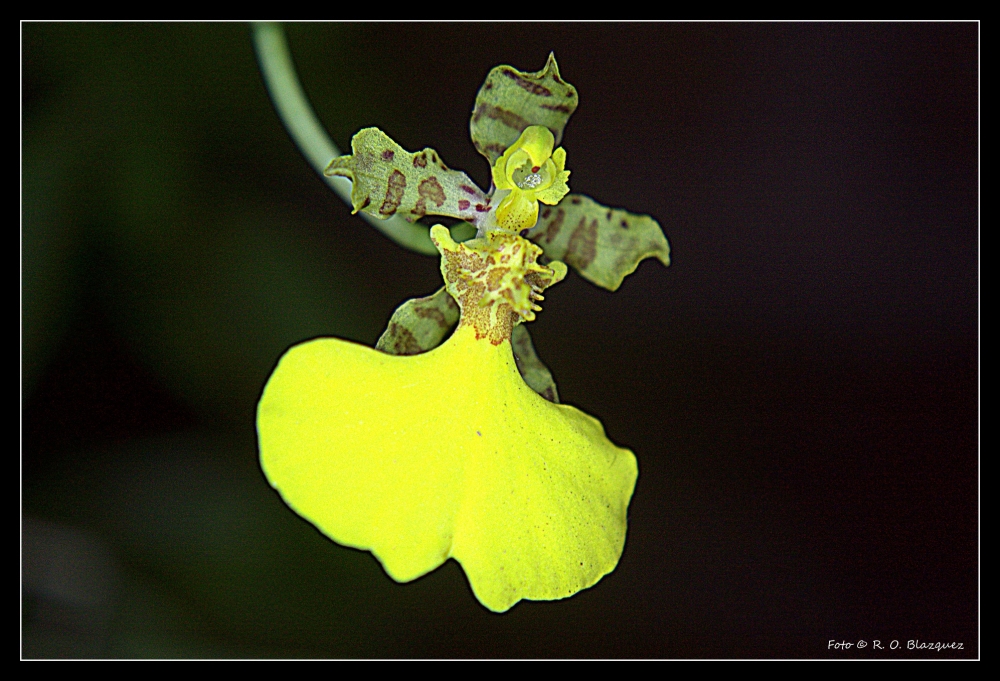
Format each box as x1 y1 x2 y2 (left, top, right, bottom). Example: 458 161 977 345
471 53 579 167
430 225 567 345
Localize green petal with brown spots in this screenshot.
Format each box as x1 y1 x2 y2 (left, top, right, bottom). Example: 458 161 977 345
530 194 670 291
511 324 560 403
376 287 459 356
470 53 579 168
326 128 489 225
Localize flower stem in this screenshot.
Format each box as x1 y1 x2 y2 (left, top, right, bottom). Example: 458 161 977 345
251 22 438 256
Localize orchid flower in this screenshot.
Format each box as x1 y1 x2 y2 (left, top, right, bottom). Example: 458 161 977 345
256 50 670 612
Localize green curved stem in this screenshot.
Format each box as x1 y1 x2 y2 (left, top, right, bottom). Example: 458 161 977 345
251 22 438 256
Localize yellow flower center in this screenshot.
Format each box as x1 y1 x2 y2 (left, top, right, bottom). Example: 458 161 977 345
514 168 544 190
509 155 554 191
490 126 571 232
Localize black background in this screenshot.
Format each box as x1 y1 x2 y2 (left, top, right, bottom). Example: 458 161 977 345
22 22 978 658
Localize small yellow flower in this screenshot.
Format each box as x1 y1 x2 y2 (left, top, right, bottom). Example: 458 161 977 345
257 226 636 613
492 126 571 232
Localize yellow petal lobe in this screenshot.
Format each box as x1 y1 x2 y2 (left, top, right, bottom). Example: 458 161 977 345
492 148 514 191
551 146 567 173
503 149 532 188
495 189 541 233
535 168 571 206
517 126 555 167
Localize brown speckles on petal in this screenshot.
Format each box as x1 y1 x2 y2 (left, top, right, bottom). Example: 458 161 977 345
472 102 530 131
430 151 447 170
413 304 451 329
501 68 553 96
523 271 547 290
435 230 564 346
379 169 406 216
339 128 487 224
514 192 669 291
415 177 447 217
486 266 509 292
376 288 460 356
471 56 577 169
458 199 471 211
565 216 598 271
539 208 564 245
382 323 422 355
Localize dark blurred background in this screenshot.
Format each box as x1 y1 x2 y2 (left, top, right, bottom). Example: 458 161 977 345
21 22 978 658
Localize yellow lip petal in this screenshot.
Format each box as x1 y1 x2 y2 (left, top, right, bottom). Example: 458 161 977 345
257 323 637 613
